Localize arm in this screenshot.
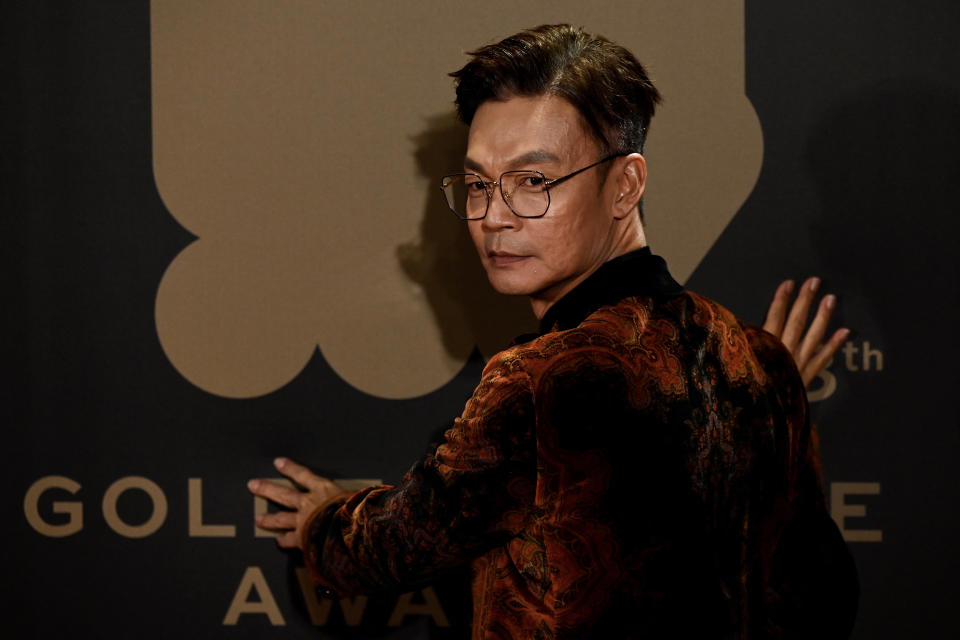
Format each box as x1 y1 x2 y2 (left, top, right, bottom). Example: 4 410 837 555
745 327 859 637
249 356 537 596
763 277 851 388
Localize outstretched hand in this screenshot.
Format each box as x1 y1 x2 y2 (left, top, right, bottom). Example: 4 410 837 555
248 457 345 550
763 277 850 388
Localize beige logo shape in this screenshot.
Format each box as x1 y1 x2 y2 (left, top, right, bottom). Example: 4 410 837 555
152 1 762 399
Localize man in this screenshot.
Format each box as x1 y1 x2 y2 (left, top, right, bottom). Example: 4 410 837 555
248 24 857 638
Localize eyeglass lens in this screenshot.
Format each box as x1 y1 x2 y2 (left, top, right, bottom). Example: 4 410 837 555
442 171 549 219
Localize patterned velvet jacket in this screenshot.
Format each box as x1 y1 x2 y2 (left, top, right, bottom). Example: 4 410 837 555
303 248 858 639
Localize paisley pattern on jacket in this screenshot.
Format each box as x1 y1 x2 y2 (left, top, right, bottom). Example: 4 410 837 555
303 250 857 639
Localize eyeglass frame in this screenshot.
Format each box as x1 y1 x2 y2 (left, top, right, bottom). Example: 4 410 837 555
440 152 629 220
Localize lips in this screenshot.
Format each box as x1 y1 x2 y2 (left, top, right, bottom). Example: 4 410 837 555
487 250 530 265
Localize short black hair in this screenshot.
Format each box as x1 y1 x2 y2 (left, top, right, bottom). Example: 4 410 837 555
450 24 661 156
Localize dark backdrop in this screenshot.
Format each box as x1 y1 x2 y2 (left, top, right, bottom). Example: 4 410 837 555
5 1 958 638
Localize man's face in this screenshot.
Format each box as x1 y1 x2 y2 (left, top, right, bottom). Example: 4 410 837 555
464 94 623 316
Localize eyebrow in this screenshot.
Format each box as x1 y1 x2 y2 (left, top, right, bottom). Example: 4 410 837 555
463 149 562 174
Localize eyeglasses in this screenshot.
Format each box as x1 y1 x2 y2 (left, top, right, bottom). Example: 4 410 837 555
440 153 627 220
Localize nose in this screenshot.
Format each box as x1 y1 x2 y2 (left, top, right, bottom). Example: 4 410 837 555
480 182 517 231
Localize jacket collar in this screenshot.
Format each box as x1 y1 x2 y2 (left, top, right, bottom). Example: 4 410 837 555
534 247 684 336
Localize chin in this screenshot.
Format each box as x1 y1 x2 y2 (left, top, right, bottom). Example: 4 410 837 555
483 269 539 297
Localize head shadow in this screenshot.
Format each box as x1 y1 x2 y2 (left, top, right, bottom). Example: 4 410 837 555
397 113 536 362
803 82 960 307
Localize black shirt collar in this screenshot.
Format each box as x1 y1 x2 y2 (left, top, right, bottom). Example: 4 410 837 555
533 247 684 337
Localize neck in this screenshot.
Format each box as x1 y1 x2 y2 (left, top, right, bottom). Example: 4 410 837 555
529 220 647 320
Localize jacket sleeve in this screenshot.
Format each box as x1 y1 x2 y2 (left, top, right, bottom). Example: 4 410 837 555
747 325 860 638
301 352 537 597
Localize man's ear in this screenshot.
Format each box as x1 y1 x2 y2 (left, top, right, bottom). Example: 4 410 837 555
612 153 647 219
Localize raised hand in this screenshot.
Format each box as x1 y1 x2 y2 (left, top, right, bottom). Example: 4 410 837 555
763 277 851 388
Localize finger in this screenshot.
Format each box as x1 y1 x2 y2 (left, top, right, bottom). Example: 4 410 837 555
780 277 820 352
795 294 836 369
276 530 301 550
275 457 339 494
763 280 794 337
256 510 298 532
801 327 850 387
247 479 302 509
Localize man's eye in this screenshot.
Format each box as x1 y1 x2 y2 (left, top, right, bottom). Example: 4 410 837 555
520 175 545 188
465 180 487 196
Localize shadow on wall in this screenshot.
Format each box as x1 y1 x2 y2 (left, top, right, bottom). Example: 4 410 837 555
398 113 537 361
803 83 960 310
801 83 960 640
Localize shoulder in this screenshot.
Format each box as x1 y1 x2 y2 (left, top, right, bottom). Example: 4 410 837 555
487 291 801 400
459 346 537 423
663 291 802 385
670 291 808 419
490 299 668 411
495 312 636 379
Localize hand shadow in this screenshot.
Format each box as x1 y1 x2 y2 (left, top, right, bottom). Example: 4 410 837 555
398 113 537 363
